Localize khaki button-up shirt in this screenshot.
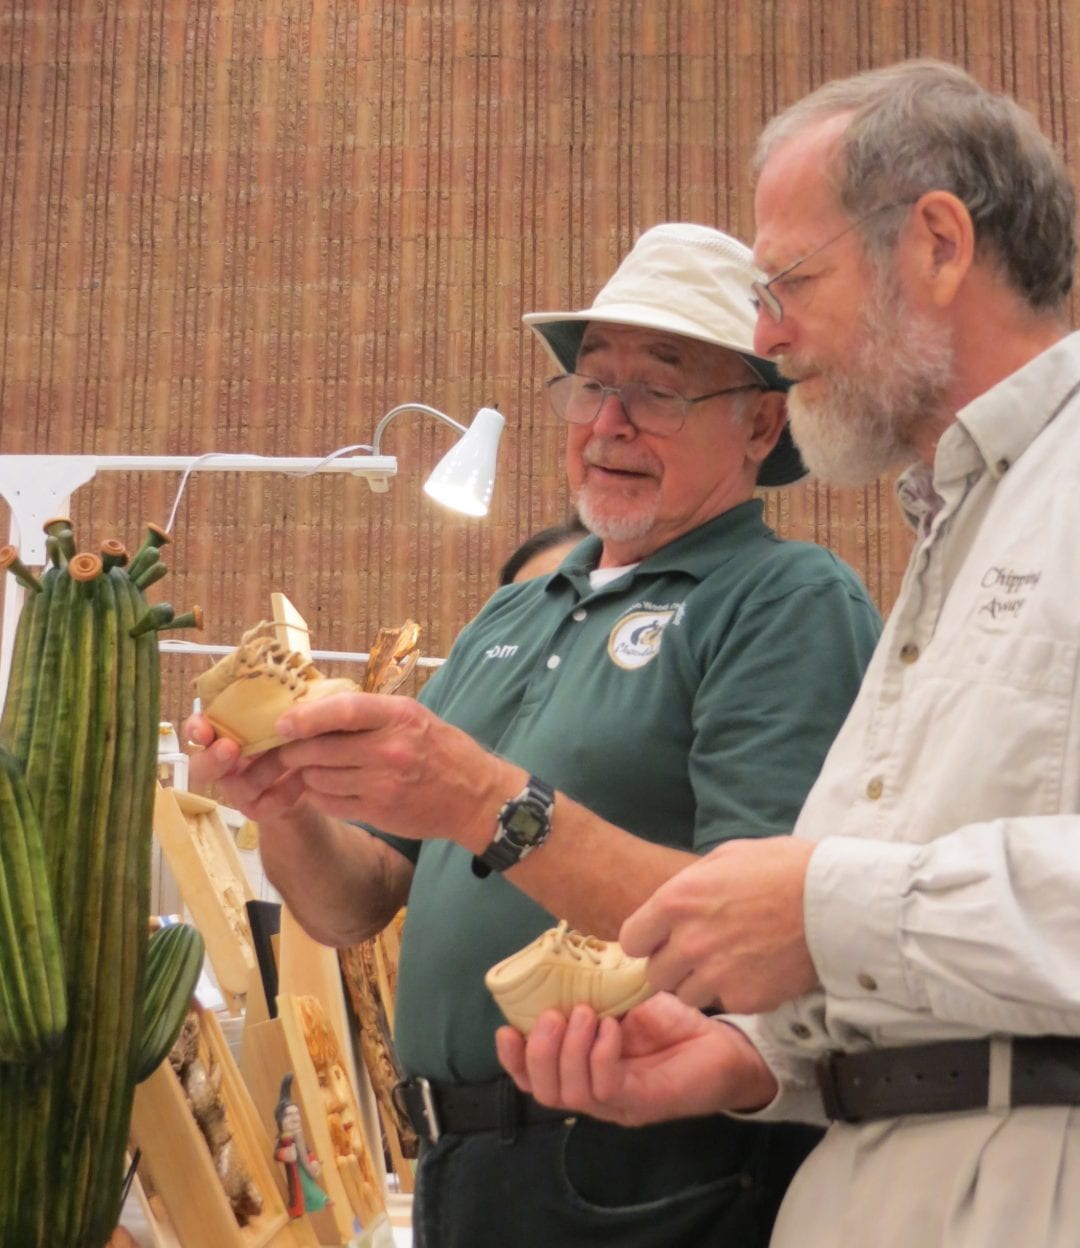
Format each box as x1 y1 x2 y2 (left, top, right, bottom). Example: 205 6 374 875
732 331 1080 1246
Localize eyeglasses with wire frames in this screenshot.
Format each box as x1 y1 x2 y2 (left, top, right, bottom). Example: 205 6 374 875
750 200 915 324
543 373 765 437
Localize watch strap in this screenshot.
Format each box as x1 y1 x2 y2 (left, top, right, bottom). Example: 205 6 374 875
472 774 555 878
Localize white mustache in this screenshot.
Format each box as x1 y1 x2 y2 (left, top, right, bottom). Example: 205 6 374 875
582 447 659 476
776 353 819 383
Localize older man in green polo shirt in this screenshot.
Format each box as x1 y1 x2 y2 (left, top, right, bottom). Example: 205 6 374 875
187 223 881 1247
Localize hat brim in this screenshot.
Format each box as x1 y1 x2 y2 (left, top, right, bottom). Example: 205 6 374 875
524 311 807 487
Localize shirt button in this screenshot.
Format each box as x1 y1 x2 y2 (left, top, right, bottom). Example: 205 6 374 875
899 642 919 664
546 655 561 670
995 457 1010 475
866 777 884 800
857 972 878 992
790 1023 812 1040
572 608 587 622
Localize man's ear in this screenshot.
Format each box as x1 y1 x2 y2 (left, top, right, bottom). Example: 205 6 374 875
745 390 787 467
906 190 975 308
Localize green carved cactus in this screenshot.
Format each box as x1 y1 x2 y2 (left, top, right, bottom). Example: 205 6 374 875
0 524 205 1248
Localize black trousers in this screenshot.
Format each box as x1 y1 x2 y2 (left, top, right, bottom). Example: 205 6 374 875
412 1113 823 1248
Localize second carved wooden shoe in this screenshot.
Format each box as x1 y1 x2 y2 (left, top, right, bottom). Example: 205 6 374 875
485 920 655 1035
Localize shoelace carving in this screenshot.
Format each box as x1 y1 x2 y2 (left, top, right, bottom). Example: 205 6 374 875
195 620 324 704
543 920 606 965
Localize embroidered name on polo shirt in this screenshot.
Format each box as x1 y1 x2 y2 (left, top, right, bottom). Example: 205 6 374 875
977 565 1041 621
484 643 520 660
608 607 679 670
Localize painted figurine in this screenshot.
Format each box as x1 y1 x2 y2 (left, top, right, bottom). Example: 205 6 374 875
274 1073 330 1218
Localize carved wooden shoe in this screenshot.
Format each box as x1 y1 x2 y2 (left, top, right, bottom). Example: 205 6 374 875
194 621 358 756
484 920 655 1035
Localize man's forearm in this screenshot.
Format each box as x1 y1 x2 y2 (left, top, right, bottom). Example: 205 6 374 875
503 793 699 939
259 804 410 946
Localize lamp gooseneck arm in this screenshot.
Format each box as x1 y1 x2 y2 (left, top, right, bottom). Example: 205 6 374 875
371 403 469 455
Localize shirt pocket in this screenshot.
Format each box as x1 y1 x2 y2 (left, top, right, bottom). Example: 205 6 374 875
892 629 1077 840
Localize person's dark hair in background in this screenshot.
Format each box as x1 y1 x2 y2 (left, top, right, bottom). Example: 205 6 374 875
498 518 588 586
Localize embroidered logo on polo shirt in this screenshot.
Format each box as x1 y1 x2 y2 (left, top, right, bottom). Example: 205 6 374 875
608 609 676 670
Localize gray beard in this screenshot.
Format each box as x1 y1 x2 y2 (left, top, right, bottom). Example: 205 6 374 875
784 272 954 487
574 488 659 543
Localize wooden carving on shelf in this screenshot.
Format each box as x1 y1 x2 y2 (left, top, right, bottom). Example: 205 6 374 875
330 618 423 1193
274 1072 331 1219
130 998 298 1247
277 991 388 1242
169 1007 264 1226
339 917 418 1187
153 784 257 1007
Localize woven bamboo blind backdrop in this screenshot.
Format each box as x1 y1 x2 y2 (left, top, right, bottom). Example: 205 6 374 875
2 0 1078 727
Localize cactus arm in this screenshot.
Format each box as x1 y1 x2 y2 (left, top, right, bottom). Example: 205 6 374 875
135 924 205 1082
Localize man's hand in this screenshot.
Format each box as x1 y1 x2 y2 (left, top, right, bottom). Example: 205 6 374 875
185 700 417 948
620 838 819 1015
184 711 305 821
271 691 517 854
495 994 778 1126
187 692 517 851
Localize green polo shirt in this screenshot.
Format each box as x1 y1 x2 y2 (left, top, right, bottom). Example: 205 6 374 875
376 500 881 1082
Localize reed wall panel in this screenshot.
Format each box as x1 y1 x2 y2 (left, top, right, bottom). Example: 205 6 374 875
1 0 1077 726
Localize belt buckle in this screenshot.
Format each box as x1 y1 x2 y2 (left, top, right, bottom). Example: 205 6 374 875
418 1077 442 1143
814 1051 848 1122
392 1077 442 1144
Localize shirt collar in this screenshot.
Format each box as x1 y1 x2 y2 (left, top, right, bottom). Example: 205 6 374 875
552 499 772 593
954 329 1080 480
896 330 1080 528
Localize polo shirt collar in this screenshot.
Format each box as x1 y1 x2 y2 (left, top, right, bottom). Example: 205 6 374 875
551 499 770 594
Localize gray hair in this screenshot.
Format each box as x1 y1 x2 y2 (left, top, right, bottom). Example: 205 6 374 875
755 59 1076 313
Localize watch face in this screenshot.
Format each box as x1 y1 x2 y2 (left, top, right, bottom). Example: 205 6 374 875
504 801 545 845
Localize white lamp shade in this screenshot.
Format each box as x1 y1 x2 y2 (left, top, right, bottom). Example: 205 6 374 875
423 406 505 516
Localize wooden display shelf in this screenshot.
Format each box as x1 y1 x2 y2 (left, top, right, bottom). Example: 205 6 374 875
131 1000 312 1248
240 903 393 1246
276 906 389 1199
154 783 257 1007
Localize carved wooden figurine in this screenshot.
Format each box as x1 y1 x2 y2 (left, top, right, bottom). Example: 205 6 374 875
274 1073 330 1219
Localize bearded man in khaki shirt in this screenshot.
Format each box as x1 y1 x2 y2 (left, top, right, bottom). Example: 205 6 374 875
500 58 1080 1248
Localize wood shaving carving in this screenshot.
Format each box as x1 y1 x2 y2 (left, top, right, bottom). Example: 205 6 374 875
362 619 421 694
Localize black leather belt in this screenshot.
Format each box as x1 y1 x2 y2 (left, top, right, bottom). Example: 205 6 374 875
393 1076 571 1143
816 1035 1080 1123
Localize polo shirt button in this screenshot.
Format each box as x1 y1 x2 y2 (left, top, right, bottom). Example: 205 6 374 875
899 642 919 663
572 608 587 622
546 655 561 670
866 777 884 800
790 1023 812 1040
857 972 878 992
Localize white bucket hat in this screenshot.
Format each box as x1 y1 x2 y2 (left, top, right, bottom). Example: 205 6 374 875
523 223 805 486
